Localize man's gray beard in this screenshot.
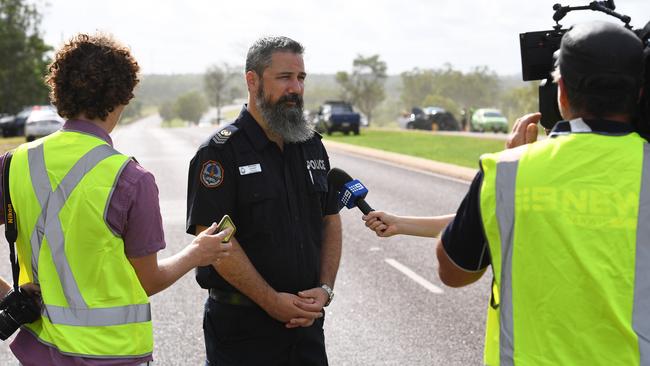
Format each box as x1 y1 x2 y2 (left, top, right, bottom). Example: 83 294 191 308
256 88 314 143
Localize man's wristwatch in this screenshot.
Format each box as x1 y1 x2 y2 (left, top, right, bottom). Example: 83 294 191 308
320 284 334 307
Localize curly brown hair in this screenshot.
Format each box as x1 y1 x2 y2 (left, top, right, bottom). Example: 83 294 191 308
45 33 140 120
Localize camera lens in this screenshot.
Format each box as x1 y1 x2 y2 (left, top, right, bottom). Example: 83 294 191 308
0 309 21 340
0 289 41 340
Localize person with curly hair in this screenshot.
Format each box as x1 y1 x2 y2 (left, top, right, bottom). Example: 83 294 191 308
0 33 233 365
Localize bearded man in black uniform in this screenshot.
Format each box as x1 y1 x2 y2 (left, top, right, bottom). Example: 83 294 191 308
186 36 342 366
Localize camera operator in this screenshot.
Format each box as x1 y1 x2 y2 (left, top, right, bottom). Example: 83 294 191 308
365 20 648 365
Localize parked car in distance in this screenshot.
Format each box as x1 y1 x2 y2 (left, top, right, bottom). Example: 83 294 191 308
1 105 59 138
0 108 31 137
0 115 17 137
315 101 361 135
399 106 460 131
423 106 445 115
471 108 508 133
25 107 64 142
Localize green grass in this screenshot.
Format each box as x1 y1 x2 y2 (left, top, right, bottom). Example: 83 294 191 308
222 108 240 121
120 105 158 125
324 129 505 168
0 136 26 153
160 118 188 128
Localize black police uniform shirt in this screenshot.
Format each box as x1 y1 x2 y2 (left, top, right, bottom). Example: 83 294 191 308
441 119 636 272
186 106 340 295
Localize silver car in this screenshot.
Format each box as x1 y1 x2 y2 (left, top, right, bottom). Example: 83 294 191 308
25 106 64 142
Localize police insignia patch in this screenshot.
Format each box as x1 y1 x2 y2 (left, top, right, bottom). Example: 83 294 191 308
200 160 224 188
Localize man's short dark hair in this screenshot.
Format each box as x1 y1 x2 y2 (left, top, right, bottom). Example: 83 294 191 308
563 73 640 117
245 36 304 77
45 33 140 120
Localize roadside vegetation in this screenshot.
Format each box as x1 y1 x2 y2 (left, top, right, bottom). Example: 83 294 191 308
324 129 505 168
143 64 536 131
159 91 208 125
160 118 188 128
0 136 26 153
221 108 240 121
2 0 538 143
0 0 51 116
336 55 387 125
120 103 157 124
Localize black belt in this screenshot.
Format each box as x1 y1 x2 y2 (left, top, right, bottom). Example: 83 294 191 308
209 289 256 307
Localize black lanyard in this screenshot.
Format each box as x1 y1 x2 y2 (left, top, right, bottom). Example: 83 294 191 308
3 152 19 292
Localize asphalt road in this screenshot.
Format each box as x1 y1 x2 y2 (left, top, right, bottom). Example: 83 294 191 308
0 115 490 365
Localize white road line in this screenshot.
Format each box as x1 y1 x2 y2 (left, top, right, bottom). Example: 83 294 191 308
385 258 444 294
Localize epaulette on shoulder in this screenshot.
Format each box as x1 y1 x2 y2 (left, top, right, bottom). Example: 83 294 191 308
211 124 239 147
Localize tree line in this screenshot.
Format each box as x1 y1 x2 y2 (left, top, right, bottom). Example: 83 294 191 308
157 63 244 125
186 55 536 127
331 56 537 127
1 0 538 127
0 0 50 115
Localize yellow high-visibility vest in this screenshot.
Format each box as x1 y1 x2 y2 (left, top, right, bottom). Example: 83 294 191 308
480 119 649 365
9 130 153 358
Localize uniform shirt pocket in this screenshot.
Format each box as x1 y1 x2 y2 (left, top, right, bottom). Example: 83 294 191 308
236 172 278 236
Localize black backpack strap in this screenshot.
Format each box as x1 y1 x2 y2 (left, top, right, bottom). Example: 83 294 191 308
3 152 19 291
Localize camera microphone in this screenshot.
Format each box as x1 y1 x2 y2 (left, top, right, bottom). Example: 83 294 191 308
552 4 569 22
327 168 374 215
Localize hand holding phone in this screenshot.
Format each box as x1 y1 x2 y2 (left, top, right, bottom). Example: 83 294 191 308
216 214 236 243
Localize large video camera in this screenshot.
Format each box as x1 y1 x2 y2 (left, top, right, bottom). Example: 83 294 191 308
519 0 650 130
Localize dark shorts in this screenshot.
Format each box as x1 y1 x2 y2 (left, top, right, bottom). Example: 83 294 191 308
203 297 328 366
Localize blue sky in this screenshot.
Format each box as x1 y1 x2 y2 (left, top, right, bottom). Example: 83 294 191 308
40 0 650 76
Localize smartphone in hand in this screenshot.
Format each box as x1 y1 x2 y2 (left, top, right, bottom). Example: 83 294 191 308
216 214 236 243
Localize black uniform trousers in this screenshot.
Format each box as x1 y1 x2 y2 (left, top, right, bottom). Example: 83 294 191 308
203 297 328 366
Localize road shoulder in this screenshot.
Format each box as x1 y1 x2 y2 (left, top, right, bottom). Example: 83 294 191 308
323 140 478 182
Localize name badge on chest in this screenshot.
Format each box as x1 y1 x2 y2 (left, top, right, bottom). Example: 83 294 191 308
239 163 262 175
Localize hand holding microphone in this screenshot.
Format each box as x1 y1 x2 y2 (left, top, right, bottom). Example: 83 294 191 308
363 211 400 237
327 167 454 238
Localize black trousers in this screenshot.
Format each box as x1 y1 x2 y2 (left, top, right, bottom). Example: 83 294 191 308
203 297 328 366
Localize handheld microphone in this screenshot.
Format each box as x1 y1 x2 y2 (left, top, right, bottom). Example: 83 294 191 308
327 168 374 215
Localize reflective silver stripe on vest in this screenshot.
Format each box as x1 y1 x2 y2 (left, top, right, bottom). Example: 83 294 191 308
29 144 121 307
43 303 151 326
28 142 151 326
27 146 49 283
495 144 650 365
634 144 650 365
495 161 518 366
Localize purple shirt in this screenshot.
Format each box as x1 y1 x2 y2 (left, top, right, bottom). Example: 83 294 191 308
2 120 165 366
